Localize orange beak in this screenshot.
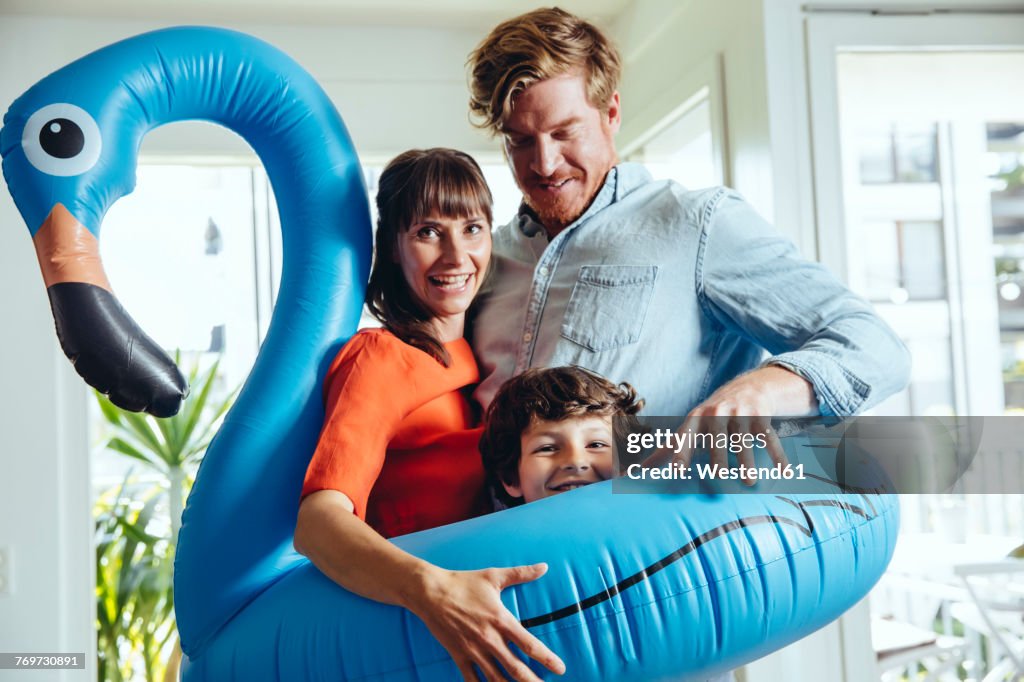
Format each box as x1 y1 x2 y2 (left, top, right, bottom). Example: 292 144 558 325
32 203 112 290
31 203 188 417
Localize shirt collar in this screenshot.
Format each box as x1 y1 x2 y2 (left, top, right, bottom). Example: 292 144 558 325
514 163 653 239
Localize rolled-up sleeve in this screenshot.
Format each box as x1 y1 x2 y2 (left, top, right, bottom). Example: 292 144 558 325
697 191 911 416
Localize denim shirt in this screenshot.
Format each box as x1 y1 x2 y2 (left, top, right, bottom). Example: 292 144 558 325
471 163 910 416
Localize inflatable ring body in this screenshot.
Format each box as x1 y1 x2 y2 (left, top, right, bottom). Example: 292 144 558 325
182 483 897 681
0 27 899 681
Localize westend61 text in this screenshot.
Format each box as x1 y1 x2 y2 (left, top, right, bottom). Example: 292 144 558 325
624 428 769 455
626 462 806 482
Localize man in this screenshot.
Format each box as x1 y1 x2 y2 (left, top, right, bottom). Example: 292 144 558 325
468 7 909 433
466 8 910 680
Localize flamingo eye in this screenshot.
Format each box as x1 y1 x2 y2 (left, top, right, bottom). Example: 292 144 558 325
22 103 102 176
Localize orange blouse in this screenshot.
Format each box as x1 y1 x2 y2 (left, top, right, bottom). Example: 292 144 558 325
301 328 489 538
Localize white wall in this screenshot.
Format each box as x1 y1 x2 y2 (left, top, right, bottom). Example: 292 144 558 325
0 21 96 681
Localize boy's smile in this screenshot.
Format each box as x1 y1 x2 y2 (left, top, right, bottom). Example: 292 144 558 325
504 414 616 503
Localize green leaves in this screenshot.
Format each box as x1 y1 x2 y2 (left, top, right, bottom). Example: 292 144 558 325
95 480 172 682
93 354 238 682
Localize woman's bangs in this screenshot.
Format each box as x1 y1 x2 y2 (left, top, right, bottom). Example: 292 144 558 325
410 159 493 226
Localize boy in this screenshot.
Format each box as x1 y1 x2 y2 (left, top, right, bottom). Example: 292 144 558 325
479 366 643 505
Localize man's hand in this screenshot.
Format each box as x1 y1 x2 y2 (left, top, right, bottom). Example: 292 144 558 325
643 366 816 484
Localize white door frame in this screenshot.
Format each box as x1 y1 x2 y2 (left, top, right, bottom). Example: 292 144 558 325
806 11 1024 415
803 11 1024 681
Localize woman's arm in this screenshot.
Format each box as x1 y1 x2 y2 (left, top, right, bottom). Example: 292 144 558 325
295 489 565 682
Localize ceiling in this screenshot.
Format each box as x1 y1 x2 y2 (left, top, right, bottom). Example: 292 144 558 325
0 0 634 29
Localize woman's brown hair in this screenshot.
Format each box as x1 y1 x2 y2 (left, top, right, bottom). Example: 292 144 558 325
365 148 493 366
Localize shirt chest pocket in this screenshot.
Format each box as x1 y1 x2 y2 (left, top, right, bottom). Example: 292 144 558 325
560 265 658 352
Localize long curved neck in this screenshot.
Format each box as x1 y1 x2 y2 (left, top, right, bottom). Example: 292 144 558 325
30 27 373 656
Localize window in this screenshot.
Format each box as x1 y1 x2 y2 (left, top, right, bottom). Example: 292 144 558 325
834 52 1024 417
988 122 1024 411
91 163 275 491
625 91 722 189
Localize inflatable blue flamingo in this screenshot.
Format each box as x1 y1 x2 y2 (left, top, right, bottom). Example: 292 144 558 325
1 27 899 681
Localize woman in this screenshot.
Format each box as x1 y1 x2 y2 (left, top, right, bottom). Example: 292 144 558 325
294 148 564 682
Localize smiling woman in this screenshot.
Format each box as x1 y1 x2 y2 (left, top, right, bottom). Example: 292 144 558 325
365 148 493 359
295 148 575 681
380 150 493 346
396 215 490 341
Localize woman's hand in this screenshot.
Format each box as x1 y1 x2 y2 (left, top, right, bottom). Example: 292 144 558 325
404 562 566 682
296 491 564 681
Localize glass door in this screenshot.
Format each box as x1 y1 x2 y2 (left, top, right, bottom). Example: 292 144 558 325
805 13 1024 680
807 15 1024 418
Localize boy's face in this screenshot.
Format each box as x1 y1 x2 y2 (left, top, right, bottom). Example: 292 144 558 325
503 414 616 503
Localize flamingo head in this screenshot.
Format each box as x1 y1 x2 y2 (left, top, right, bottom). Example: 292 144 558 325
2 51 188 417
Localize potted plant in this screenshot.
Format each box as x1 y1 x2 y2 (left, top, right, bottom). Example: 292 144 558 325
94 355 237 682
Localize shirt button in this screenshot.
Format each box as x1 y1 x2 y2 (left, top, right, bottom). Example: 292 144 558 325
523 332 533 343
538 266 550 278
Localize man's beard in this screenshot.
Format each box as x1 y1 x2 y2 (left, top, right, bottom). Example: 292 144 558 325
525 181 589 234
528 198 581 232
